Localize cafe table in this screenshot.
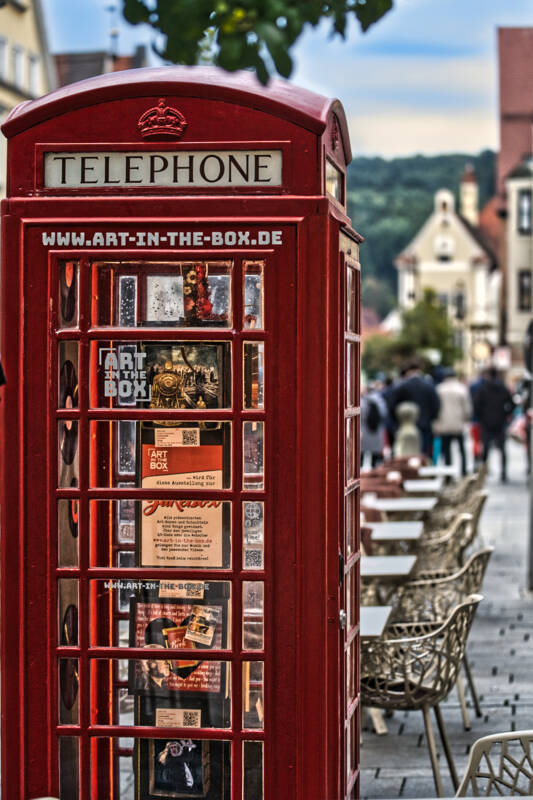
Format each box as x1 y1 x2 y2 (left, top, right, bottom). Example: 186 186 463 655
403 477 444 494
369 520 424 544
418 464 458 478
360 605 393 640
362 495 437 520
361 554 417 580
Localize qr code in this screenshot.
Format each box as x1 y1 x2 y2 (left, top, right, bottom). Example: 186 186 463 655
182 710 201 727
244 549 263 569
181 429 199 446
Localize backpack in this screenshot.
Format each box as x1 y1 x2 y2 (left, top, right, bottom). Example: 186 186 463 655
366 397 382 433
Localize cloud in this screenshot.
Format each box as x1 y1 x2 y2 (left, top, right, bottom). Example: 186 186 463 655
348 107 498 157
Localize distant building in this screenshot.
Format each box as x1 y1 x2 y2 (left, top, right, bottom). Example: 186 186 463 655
53 45 147 88
504 158 533 358
497 28 533 371
0 0 56 196
395 167 500 378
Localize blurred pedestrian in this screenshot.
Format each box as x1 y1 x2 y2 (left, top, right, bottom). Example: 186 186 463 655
388 362 440 458
473 367 515 483
360 384 386 468
469 370 487 466
432 368 471 476
380 375 398 452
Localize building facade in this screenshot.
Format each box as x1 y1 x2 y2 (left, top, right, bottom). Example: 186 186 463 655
0 0 56 196
395 173 500 378
497 29 533 371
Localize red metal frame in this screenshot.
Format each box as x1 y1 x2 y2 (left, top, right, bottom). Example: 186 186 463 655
1 68 361 800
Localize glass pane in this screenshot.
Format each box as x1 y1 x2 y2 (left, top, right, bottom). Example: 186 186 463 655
90 421 232 489
349 709 359 776
91 659 231 728
346 640 358 707
58 498 79 567
58 579 78 646
244 261 264 329
243 661 264 729
93 260 232 328
90 579 231 648
58 341 79 409
326 158 343 203
243 422 264 490
117 489 136 542
59 737 79 799
243 741 264 800
243 581 263 651
90 499 231 569
243 501 264 570
119 275 138 326
346 265 358 334
90 738 231 800
58 420 79 487
345 417 357 484
243 342 264 409
58 260 78 328
345 489 359 559
90 340 231 409
346 342 358 409
59 658 79 724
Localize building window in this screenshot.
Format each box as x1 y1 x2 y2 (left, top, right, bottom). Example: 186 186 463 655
453 289 466 320
437 292 448 311
518 269 532 311
11 45 24 90
518 189 532 234
28 53 39 96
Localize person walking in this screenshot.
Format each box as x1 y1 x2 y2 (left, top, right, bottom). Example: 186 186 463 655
432 368 471 475
360 385 386 468
388 363 440 458
473 367 515 483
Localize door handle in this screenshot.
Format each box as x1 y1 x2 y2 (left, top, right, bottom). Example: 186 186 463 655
339 609 347 630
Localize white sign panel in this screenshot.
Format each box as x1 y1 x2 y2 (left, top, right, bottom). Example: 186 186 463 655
44 150 282 188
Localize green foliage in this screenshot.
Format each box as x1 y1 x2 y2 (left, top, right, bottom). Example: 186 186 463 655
348 151 496 317
122 0 393 83
362 276 396 319
362 288 462 378
362 333 399 379
396 287 462 367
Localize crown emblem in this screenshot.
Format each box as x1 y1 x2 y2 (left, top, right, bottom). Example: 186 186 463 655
138 98 187 140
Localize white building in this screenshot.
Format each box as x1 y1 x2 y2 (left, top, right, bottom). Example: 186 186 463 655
504 158 533 366
395 168 500 378
0 0 56 197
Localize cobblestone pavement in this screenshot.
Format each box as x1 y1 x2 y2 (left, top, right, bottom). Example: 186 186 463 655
361 440 533 799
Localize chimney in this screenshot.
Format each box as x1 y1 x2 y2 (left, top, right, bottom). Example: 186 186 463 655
460 163 479 226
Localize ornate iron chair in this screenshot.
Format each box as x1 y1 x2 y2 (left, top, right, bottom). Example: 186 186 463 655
361 594 483 796
413 513 474 574
424 484 488 537
392 547 494 728
456 730 533 796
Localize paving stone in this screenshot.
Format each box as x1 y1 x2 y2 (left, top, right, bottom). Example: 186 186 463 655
360 441 532 798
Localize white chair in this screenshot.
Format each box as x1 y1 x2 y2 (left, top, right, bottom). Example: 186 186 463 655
457 730 533 796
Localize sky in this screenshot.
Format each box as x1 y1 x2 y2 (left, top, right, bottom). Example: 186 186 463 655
40 0 533 158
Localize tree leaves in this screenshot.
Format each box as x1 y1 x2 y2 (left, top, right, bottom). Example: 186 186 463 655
354 0 393 33
120 0 393 83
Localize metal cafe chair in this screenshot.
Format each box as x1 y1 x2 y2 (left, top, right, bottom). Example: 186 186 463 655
456 730 533 796
414 513 474 574
360 594 483 797
425 489 488 540
391 548 494 729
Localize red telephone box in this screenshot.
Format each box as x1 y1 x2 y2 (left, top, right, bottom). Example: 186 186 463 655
0 66 361 800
